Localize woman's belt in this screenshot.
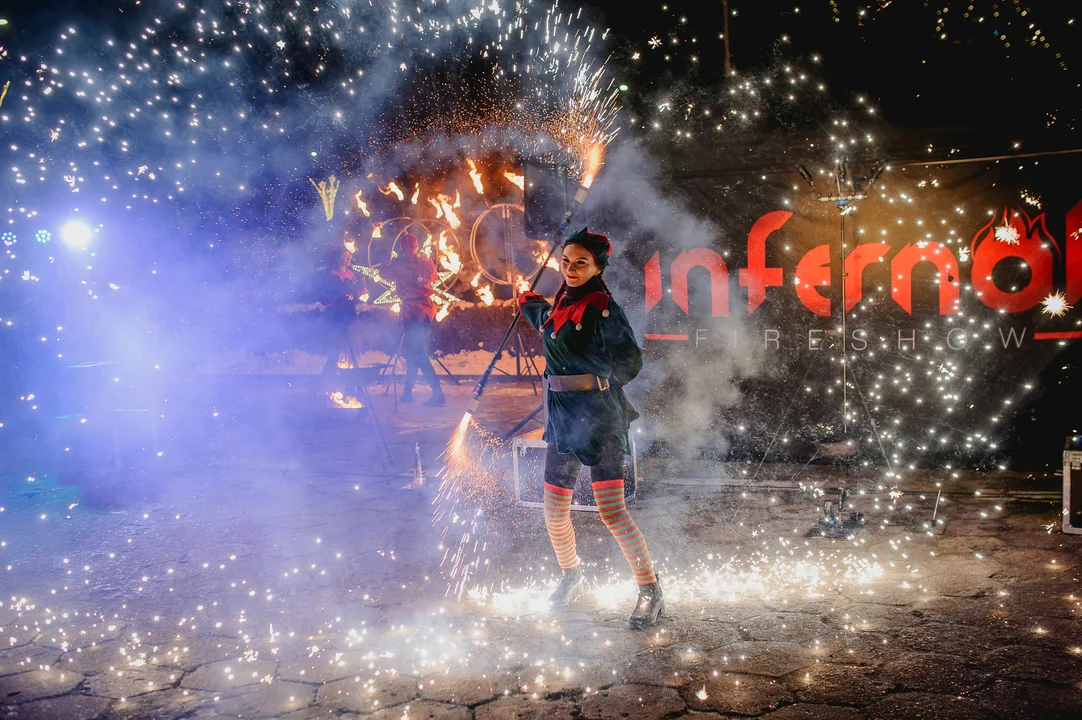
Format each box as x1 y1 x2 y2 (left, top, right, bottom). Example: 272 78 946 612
546 374 610 392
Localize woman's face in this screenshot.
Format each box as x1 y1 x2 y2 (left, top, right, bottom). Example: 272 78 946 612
561 243 599 288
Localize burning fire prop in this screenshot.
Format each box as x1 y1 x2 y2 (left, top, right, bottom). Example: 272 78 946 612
350 156 554 321
466 159 485 195
329 391 363 409
342 136 609 328
354 189 370 217
503 171 525 190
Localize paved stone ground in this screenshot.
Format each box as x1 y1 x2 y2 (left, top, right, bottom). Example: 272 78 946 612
1 376 1080 719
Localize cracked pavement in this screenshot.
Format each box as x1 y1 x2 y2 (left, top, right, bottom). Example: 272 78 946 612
1 378 1080 719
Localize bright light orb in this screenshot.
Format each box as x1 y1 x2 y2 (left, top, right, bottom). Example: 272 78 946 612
34 229 51 244
60 221 92 249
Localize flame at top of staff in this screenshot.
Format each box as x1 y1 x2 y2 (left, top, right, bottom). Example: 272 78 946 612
354 189 371 217
503 171 525 190
466 159 485 195
535 240 560 271
379 181 405 201
581 143 604 188
437 230 462 274
429 193 461 229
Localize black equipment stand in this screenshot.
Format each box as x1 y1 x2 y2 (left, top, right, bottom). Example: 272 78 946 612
324 327 393 463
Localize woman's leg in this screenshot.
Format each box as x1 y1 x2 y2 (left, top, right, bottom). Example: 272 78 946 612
543 444 586 608
589 445 662 627
543 444 580 570
590 449 656 585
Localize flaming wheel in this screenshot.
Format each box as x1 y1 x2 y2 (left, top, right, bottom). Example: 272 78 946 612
469 203 552 289
363 216 465 291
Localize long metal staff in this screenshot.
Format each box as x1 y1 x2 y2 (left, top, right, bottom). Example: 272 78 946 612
464 182 592 417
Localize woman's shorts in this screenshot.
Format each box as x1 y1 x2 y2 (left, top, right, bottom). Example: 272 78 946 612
543 442 626 489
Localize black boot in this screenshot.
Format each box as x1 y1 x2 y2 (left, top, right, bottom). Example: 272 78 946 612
400 387 414 403
548 567 585 609
627 578 664 629
423 392 445 407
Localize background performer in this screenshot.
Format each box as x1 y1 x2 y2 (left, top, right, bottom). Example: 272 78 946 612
518 228 663 629
383 233 445 406
318 245 366 373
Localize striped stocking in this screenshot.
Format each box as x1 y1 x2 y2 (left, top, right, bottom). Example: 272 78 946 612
592 479 657 585
543 482 579 570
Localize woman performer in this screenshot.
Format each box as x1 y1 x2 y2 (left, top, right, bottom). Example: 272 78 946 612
518 228 663 629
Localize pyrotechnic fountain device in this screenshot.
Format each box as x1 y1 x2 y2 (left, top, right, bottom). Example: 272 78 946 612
1064 435 1082 534
795 159 886 538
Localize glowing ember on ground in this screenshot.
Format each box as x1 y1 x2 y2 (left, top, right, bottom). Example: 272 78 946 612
329 392 363 408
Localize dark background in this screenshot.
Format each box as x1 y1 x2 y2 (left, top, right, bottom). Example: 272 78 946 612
4 1 1078 142
0 1 1078 472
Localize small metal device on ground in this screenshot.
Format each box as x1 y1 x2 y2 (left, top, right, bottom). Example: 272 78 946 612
806 487 866 538
1064 436 1082 535
511 428 638 512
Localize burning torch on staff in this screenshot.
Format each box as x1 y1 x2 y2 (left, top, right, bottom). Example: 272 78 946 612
447 144 606 456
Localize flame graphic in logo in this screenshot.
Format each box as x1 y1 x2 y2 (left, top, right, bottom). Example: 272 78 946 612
970 208 1059 313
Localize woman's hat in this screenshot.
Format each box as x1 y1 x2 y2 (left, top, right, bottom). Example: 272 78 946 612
563 227 612 270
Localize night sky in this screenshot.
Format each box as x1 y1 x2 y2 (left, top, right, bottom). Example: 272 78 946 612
3 1 1078 145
